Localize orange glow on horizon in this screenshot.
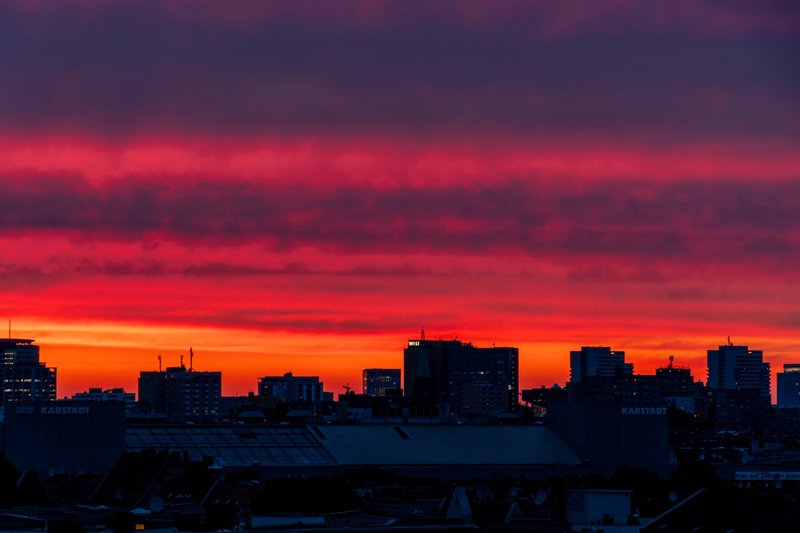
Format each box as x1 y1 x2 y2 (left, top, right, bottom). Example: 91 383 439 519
1 0 795 413
15 320 791 402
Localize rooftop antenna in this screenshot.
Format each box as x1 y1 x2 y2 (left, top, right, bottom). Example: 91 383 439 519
668 355 674 369
158 354 162 372
180 353 184 369
420 327 425 341
189 347 194 371
7 319 10 339
727 336 733 346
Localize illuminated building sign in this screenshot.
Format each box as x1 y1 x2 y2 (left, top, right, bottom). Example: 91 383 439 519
620 406 667 415
15 405 91 415
40 406 91 415
735 471 800 481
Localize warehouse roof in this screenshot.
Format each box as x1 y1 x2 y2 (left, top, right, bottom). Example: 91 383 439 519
126 424 580 468
313 425 580 465
126 425 335 467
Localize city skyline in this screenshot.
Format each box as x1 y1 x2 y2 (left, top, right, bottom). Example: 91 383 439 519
1 1 798 400
4 331 789 404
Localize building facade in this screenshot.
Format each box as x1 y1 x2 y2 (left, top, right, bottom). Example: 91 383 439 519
72 387 136 412
777 364 800 408
547 400 671 477
362 368 401 397
565 354 707 415
707 343 771 427
0 338 56 406
3 400 125 475
259 372 325 403
138 366 221 423
403 336 518 418
569 346 633 383
707 343 770 396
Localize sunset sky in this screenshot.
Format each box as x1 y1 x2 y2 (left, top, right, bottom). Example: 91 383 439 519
1 0 798 399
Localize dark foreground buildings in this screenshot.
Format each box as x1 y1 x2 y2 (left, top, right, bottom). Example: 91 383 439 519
541 346 673 477
3 399 125 474
404 334 518 418
565 354 707 416
547 401 671 477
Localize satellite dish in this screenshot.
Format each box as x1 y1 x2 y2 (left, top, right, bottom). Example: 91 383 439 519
668 491 678 502
534 489 548 506
149 496 164 513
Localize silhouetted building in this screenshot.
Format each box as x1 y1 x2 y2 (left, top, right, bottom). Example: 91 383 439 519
362 368 401 397
707 343 770 395
568 346 633 401
0 338 56 406
522 385 568 406
569 346 632 383
334 392 443 423
72 387 136 412
569 356 708 416
623 357 708 414
259 372 326 403
707 342 771 427
403 333 518 418
777 364 800 408
138 365 221 423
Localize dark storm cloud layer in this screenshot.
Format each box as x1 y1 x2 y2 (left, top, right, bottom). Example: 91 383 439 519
0 1 797 141
2 175 799 267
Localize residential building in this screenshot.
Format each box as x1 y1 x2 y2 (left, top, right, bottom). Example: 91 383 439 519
569 346 633 383
258 372 326 403
567 359 707 415
0 338 56 406
567 346 633 401
72 387 136 412
403 333 518 418
777 364 800 408
138 363 221 423
362 368 401 397
707 343 770 396
707 342 771 427
622 357 707 414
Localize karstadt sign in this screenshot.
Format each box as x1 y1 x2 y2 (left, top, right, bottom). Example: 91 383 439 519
15 405 92 415
620 406 667 416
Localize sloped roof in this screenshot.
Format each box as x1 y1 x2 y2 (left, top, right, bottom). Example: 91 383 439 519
126 426 335 467
125 424 580 468
313 425 580 465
